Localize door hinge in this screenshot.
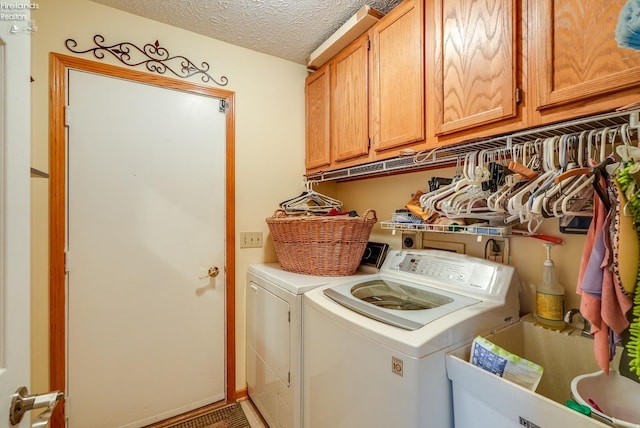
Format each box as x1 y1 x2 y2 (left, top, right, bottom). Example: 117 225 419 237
64 251 69 273
64 105 71 127
288 311 291 323
219 99 227 113
64 396 70 419
515 87 522 105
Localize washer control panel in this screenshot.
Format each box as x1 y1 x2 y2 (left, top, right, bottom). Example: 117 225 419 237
387 250 498 294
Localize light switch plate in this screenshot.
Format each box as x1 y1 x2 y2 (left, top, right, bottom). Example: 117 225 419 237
240 231 263 248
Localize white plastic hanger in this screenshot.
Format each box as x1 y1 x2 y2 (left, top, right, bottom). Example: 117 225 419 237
549 131 592 218
557 128 611 217
440 151 493 218
279 180 343 214
420 155 467 213
507 139 555 225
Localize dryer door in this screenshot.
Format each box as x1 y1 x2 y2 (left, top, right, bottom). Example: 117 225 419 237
248 281 291 386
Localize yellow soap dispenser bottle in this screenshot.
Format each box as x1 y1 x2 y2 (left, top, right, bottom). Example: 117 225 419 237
535 243 565 330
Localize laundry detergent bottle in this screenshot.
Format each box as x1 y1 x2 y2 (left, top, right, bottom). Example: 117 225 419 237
535 243 565 330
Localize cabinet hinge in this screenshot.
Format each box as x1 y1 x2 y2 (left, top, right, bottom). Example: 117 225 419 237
288 311 291 322
288 372 291 384
367 40 371 51
64 251 69 273
368 138 371 149
515 87 522 105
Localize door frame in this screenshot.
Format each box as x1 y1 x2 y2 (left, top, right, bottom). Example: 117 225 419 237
48 53 236 427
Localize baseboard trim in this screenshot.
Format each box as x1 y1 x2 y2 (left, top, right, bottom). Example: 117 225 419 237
235 387 248 400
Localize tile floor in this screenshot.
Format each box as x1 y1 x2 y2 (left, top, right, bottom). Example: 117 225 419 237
239 400 268 428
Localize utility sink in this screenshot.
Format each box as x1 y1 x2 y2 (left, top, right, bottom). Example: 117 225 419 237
446 314 625 428
571 370 640 428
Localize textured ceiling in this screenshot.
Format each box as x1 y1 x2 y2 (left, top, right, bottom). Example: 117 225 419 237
91 0 404 65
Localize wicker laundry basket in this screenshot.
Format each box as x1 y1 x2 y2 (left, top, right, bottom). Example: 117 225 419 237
266 209 377 276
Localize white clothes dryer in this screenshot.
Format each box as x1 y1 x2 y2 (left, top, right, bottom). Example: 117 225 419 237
302 249 520 428
246 263 371 428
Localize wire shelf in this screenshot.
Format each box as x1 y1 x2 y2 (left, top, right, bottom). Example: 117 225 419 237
306 108 640 182
380 221 512 237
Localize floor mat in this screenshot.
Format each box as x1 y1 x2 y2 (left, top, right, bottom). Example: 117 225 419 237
169 404 251 428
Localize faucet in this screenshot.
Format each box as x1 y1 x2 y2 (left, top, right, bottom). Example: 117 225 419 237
564 309 592 338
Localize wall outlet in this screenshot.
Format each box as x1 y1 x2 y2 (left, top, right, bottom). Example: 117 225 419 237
484 237 510 264
401 232 422 249
240 231 263 248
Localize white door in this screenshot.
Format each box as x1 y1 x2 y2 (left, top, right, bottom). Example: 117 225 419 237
66 70 226 427
0 13 30 427
0 13 45 428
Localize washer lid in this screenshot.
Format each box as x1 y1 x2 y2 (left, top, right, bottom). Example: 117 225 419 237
324 278 479 330
248 263 370 294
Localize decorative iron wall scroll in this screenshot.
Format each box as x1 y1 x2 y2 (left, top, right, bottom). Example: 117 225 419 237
66 35 228 86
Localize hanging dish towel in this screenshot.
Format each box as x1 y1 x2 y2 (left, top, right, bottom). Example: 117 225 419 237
577 176 613 373
616 0 640 50
599 179 633 336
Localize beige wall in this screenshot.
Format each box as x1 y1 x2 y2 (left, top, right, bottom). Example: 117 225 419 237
31 0 306 394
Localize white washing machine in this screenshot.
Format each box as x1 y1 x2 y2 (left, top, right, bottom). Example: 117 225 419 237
303 249 520 428
246 263 371 428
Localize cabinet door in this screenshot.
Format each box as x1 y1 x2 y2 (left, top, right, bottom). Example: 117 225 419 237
305 64 331 170
533 0 640 110
370 0 424 154
331 34 370 163
433 0 517 135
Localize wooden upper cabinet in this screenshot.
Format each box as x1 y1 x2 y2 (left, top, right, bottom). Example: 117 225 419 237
331 33 370 163
432 0 517 135
370 0 425 154
305 64 331 170
533 0 640 111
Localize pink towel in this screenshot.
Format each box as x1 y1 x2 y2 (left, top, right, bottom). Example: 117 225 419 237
576 194 599 288
577 176 611 374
